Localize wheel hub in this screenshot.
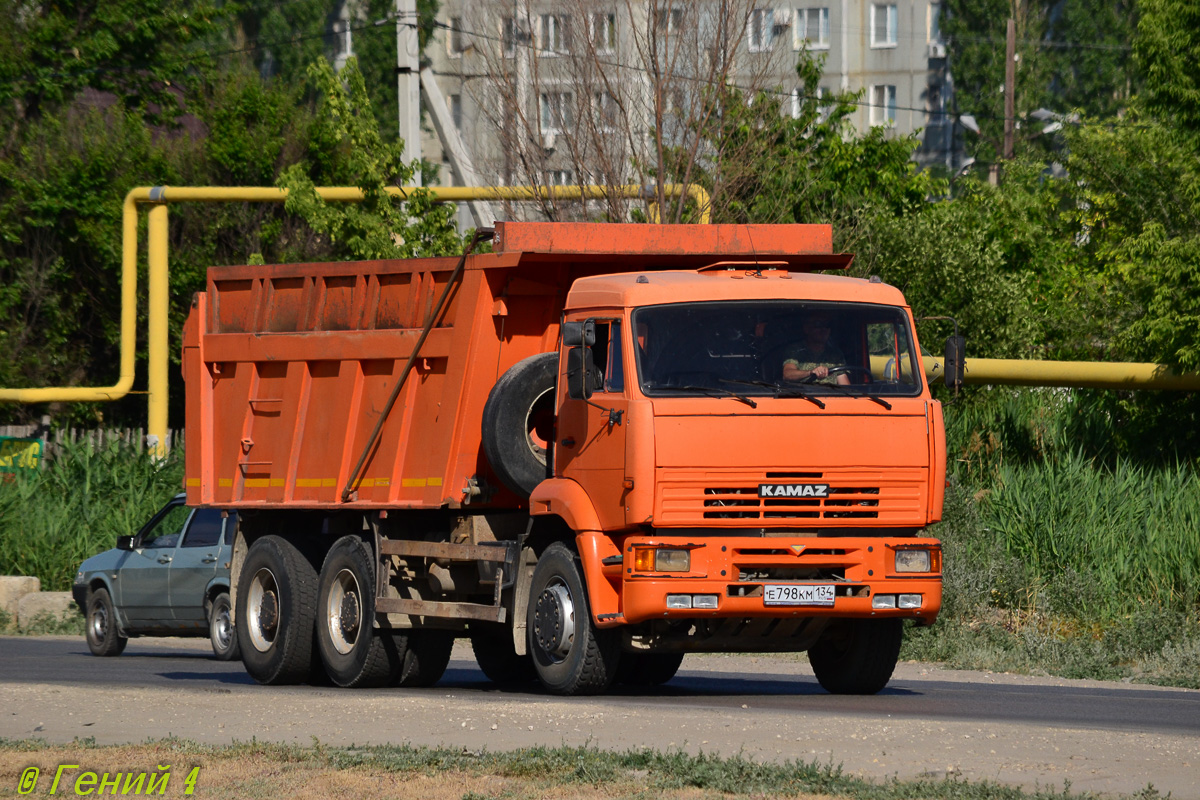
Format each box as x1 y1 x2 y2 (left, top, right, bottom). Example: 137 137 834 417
327 568 363 655
246 567 281 653
338 591 360 640
533 583 575 660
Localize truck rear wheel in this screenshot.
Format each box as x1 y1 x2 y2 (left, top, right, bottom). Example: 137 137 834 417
617 652 685 686
481 352 557 498
393 630 454 687
808 618 903 695
470 624 536 684
316 536 403 688
527 542 620 695
237 536 318 685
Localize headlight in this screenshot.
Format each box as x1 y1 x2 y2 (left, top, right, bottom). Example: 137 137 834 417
633 548 690 572
74 570 85 584
894 549 932 573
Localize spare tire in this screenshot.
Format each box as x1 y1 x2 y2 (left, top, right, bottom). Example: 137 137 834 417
482 352 558 498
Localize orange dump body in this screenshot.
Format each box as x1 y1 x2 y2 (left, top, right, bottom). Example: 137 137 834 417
183 222 841 511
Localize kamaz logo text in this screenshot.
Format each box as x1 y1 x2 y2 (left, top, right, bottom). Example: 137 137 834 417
758 483 830 498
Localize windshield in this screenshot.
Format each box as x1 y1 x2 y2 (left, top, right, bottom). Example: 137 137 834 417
632 301 923 399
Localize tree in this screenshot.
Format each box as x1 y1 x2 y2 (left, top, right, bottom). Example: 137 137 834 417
279 58 463 260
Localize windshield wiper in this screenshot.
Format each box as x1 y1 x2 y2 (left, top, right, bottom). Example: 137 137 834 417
771 384 827 409
817 382 893 410
648 384 758 408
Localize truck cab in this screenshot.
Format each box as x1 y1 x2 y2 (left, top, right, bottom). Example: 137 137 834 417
524 266 944 693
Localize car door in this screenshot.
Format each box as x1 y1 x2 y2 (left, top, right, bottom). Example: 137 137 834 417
167 508 225 628
118 501 191 629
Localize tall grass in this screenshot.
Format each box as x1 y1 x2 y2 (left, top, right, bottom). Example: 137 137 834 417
984 455 1200 617
0 440 183 591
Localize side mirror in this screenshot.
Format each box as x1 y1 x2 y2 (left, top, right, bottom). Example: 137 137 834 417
566 346 596 400
562 320 595 347
944 335 966 390
116 536 136 551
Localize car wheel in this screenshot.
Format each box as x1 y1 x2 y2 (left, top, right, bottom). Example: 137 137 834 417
236 535 318 685
527 542 620 695
481 352 558 498
315 536 403 687
208 591 240 661
85 587 127 657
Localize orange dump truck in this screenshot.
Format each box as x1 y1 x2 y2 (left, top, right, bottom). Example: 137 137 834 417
183 221 946 695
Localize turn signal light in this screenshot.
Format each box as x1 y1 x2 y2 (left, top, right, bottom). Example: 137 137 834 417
633 548 690 572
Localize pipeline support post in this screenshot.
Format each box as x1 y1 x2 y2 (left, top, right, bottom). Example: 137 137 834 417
147 203 170 459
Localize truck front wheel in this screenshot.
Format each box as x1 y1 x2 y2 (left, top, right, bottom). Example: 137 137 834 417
808 618 903 695
527 542 620 695
315 536 403 688
237 536 318 685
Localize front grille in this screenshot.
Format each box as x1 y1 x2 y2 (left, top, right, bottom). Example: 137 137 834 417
657 469 927 525
703 485 881 519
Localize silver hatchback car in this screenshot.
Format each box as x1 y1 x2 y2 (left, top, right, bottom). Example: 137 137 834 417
72 494 240 660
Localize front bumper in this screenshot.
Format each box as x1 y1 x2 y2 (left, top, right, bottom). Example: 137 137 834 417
71 583 88 616
613 535 942 626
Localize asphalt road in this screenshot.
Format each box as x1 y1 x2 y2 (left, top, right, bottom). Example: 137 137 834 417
3 635 1199 734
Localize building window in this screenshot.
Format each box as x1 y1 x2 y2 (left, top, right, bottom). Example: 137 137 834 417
928 2 941 41
794 7 829 48
539 14 571 55
447 17 465 58
544 169 574 186
540 90 574 133
789 85 827 119
869 84 897 126
589 12 616 54
594 91 619 130
450 94 463 132
747 8 774 52
655 7 683 35
871 3 898 47
502 16 518 58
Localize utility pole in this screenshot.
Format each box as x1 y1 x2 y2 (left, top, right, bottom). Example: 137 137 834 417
1003 17 1015 160
397 0 422 185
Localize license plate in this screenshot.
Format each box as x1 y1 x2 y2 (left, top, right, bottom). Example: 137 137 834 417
763 584 836 606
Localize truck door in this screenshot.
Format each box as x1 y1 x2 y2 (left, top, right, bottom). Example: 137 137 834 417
558 318 629 530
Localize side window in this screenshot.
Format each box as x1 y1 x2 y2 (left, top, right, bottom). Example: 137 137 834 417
140 504 191 549
181 508 223 548
606 320 624 392
588 319 625 393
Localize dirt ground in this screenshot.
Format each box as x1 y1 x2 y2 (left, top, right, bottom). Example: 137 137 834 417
2 639 1198 798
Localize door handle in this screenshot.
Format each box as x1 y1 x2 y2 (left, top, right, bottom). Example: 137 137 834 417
202 557 218 563
157 555 173 564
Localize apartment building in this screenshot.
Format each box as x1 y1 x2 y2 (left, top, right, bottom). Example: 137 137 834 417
419 1 961 221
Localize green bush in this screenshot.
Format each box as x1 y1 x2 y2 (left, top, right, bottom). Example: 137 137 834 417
0 440 183 592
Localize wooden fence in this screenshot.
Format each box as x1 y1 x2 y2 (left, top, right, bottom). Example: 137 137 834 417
0 425 183 452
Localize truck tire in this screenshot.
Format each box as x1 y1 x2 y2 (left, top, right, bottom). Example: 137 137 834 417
315 536 403 687
808 618 903 695
527 542 620 695
85 587 127 657
470 624 537 684
617 652 685 686
393 630 454 687
237 535 319 685
481 352 557 498
208 591 240 661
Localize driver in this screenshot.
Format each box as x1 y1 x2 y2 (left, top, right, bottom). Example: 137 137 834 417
780 312 851 385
